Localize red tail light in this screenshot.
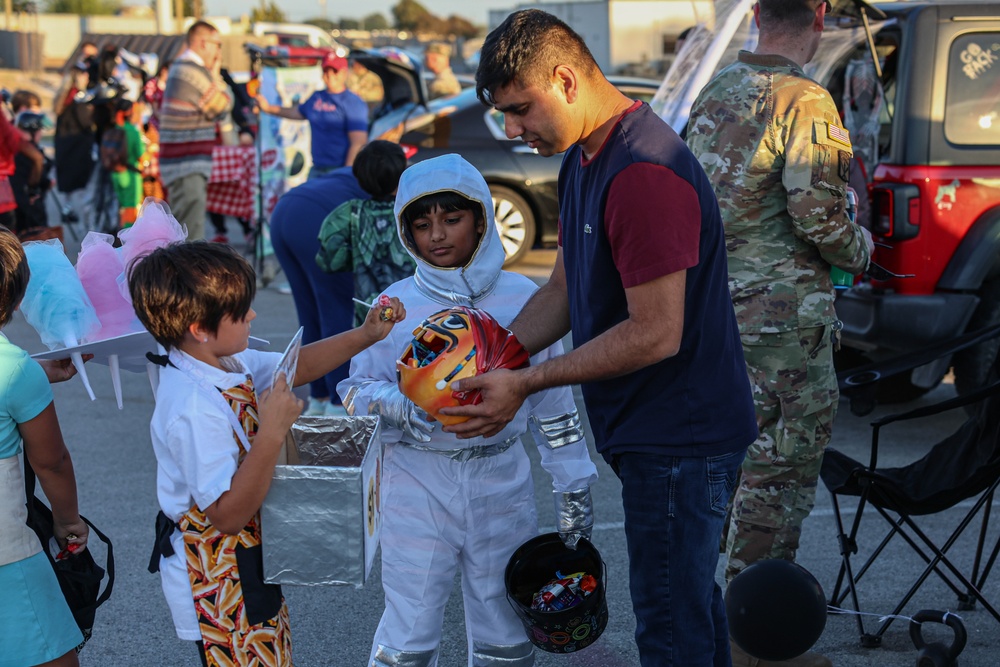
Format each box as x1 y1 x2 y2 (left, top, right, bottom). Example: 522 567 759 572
870 184 920 241
400 143 418 160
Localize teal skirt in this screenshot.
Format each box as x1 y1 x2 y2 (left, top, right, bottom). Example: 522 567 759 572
0 551 83 666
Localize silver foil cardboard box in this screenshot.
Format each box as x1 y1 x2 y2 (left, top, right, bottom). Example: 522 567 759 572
262 415 382 587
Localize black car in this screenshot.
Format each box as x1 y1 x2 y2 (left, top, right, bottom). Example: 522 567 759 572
356 47 660 265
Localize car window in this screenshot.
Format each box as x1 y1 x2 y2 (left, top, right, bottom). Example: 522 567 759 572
279 36 310 48
618 86 657 104
944 32 1000 145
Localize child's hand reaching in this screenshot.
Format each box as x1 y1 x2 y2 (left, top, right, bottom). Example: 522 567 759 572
255 372 303 447
362 296 406 343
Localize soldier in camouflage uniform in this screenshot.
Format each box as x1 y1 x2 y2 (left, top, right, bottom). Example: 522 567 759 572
347 60 385 110
686 2 873 664
424 42 462 100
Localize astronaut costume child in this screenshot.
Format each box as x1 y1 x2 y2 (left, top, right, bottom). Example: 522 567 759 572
338 154 598 667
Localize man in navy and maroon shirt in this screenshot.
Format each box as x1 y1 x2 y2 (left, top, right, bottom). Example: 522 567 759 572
443 9 757 667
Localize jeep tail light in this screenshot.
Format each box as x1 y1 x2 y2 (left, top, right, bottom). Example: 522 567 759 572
870 183 920 241
873 189 893 236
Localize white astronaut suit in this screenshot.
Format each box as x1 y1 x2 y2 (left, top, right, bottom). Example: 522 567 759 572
338 155 598 667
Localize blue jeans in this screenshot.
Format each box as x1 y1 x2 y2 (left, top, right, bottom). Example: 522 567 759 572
615 449 744 667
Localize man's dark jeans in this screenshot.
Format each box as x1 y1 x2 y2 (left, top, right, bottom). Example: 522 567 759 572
615 449 744 667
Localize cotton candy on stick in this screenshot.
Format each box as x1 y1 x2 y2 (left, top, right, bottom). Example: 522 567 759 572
118 198 187 281
76 232 145 409
77 232 143 339
21 239 101 400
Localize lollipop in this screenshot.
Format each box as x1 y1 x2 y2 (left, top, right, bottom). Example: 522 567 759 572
21 239 101 400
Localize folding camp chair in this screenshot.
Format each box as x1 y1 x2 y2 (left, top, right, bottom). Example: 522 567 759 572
820 378 1000 647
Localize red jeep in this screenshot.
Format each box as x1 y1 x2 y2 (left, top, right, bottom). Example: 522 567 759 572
656 0 1000 398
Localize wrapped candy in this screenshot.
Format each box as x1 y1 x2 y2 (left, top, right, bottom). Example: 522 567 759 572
21 239 101 400
530 571 598 613
396 307 530 425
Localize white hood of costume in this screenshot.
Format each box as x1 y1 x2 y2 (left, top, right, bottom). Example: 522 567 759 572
393 154 505 306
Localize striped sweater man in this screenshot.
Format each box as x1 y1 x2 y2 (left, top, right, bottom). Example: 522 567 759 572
158 21 231 240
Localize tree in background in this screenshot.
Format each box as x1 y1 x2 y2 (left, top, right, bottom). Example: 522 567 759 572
250 0 285 23
305 17 336 31
445 15 478 39
338 17 360 30
47 0 120 14
391 0 430 32
362 12 389 31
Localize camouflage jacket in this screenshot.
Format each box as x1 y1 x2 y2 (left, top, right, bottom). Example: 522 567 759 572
686 51 870 334
316 198 416 326
427 68 461 100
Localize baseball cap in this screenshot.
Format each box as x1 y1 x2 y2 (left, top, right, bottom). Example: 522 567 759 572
321 52 348 71
426 42 452 58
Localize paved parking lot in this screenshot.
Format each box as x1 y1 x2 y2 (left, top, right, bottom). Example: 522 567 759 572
11 237 998 666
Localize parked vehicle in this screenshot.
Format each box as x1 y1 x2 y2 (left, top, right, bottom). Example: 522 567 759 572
251 22 348 66
355 47 661 265
652 0 1000 399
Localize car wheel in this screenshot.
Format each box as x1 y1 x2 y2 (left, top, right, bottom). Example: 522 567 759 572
953 277 1000 398
490 185 536 267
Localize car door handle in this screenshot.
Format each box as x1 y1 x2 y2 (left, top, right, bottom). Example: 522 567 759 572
511 144 539 154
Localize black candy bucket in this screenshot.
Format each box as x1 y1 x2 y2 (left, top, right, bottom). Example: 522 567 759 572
504 533 609 653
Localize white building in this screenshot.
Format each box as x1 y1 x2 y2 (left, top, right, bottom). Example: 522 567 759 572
489 0 714 74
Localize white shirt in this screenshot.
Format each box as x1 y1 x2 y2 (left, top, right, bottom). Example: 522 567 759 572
150 347 280 639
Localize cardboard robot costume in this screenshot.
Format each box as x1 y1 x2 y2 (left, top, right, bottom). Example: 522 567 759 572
338 154 598 667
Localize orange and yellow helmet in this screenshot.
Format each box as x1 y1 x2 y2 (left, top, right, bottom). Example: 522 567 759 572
396 307 530 425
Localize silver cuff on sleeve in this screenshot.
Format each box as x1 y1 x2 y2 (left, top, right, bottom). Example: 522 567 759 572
368 384 435 443
372 645 438 667
472 640 535 666
531 410 584 448
554 487 594 550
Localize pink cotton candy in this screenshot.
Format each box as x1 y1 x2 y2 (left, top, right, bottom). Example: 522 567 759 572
118 198 187 275
76 232 143 340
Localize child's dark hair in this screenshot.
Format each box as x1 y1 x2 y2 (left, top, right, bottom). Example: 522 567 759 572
128 241 256 350
400 191 485 228
10 89 41 113
400 191 487 251
353 140 407 201
0 226 29 328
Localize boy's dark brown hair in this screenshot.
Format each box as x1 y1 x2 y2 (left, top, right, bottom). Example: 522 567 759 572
399 191 486 254
10 89 41 113
0 226 29 328
128 241 255 349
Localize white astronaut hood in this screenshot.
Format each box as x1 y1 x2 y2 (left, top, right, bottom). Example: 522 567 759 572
393 154 505 306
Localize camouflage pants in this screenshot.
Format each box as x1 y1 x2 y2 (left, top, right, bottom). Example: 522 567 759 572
724 324 839 582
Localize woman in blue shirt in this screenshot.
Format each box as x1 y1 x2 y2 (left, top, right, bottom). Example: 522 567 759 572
255 52 369 178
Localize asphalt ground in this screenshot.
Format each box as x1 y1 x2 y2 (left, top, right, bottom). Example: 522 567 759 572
10 228 999 666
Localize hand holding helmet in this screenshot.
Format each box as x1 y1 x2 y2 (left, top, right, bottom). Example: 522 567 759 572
397 307 530 425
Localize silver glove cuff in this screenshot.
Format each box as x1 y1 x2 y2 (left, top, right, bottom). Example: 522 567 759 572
531 410 584 448
367 384 434 443
555 487 594 537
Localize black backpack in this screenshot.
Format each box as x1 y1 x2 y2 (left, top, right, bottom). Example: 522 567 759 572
98 125 130 172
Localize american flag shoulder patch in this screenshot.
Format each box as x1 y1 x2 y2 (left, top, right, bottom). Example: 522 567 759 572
827 122 851 147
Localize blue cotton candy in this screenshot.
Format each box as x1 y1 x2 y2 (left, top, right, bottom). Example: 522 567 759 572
21 239 102 350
